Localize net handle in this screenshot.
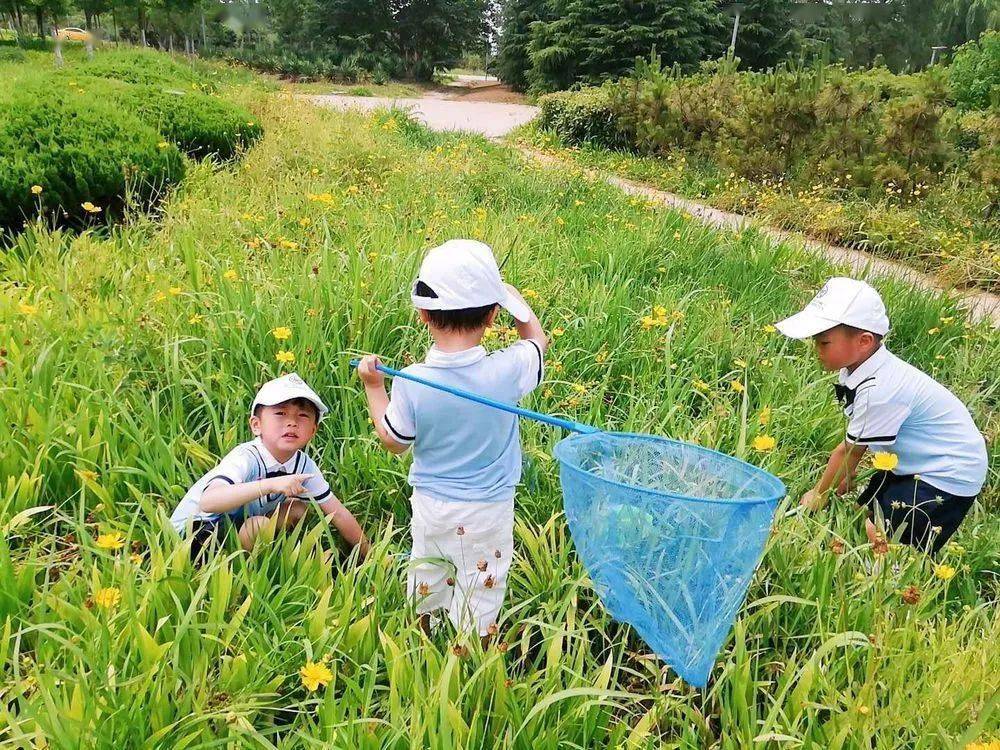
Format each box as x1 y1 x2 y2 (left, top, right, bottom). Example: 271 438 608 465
349 359 599 435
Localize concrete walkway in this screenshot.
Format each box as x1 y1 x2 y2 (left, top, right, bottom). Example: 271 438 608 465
310 94 539 139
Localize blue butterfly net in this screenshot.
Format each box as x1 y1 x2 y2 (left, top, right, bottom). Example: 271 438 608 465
555 432 785 687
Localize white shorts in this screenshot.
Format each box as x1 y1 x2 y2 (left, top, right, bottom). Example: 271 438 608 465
407 490 514 636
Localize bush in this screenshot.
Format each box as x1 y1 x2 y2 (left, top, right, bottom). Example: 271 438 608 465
950 30 1000 111
77 48 211 88
538 86 630 149
0 83 185 233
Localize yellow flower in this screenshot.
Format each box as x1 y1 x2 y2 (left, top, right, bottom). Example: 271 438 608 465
871 452 899 471
752 435 776 452
300 660 333 692
223 269 238 282
758 406 772 426
345 185 360 195
571 383 587 394
93 587 122 609
934 564 956 581
523 289 539 299
272 326 292 341
188 314 203 325
75 469 98 482
95 532 125 551
168 287 182 296
762 324 777 334
81 201 102 214
299 217 312 227
729 380 745 394
153 291 167 303
306 308 318 317
857 705 870 716
158 141 169 149
19 302 38 315
734 358 747 368
552 327 564 337
129 553 143 565
927 327 940 335
30 184 43 195
275 350 295 364
692 379 710 392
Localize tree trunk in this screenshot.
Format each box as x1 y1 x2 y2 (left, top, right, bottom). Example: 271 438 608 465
84 10 92 30
200 10 207 50
111 8 117 41
35 6 44 39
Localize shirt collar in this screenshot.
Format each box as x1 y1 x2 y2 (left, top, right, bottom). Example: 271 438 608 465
424 345 487 368
840 345 891 388
252 437 299 472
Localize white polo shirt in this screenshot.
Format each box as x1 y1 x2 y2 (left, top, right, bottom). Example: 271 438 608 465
169 437 331 533
839 346 988 497
383 340 544 503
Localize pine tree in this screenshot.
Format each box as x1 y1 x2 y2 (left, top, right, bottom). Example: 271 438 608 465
730 0 797 70
496 0 551 90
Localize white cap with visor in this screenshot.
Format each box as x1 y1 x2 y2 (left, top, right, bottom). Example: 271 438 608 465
776 277 890 339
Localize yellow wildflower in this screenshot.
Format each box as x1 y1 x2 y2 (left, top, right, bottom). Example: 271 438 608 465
75 469 98 482
223 270 238 282
19 302 38 315
272 326 292 341
95 532 125 551
81 201 102 214
871 453 899 471
168 287 182 296
300 661 333 692
692 379 710 392
758 406 772 426
734 358 747 368
762 324 777 334
275 350 295 365
30 185 43 195
752 435 776 452
729 380 745 394
154 291 167 303
93 587 122 609
188 314 203 325
552 327 564 337
934 564 956 581
523 289 539 299
158 141 169 149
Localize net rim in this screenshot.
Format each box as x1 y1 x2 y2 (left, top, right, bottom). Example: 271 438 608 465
553 431 786 507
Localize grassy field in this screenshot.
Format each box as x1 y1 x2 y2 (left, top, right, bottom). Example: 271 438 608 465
513 123 1000 293
1 56 998 747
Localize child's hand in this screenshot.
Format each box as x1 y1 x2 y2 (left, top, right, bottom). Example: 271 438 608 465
357 355 385 388
800 488 829 511
266 473 313 498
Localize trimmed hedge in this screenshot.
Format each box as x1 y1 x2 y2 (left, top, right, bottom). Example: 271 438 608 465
538 86 630 149
0 82 186 232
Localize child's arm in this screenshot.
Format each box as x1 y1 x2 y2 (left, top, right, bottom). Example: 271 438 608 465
200 473 312 514
357 355 410 455
505 283 547 353
801 440 868 510
315 494 369 558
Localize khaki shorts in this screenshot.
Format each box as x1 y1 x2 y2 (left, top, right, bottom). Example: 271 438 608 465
407 490 514 636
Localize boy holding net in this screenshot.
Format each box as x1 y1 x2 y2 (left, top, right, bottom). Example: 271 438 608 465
357 239 546 644
776 277 988 554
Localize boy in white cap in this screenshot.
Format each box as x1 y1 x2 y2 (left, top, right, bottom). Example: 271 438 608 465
357 238 546 643
170 373 368 559
776 277 988 553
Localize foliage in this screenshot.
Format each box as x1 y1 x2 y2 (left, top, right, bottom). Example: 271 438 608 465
950 30 1000 110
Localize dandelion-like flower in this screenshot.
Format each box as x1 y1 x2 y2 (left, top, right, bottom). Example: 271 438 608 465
223 270 238 282
93 587 121 609
81 201 102 214
752 435 776 452
30 185 43 195
272 327 292 341
275 350 295 365
871 453 899 471
299 661 333 692
95 532 125 551
934 564 956 581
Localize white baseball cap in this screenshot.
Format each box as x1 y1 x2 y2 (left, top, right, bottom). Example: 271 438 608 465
776 277 890 339
411 239 532 322
251 373 328 421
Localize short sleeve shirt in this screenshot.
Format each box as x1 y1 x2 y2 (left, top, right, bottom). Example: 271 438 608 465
170 437 330 533
383 340 544 503
838 346 988 497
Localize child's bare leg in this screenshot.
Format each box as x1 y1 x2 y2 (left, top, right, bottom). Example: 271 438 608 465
273 499 308 530
238 501 308 551
238 516 272 551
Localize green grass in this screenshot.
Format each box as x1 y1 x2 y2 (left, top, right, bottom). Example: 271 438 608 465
0 71 998 747
281 80 424 98
512 123 1000 293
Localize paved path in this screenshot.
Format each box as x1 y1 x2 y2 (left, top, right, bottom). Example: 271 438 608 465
310 94 538 138
307 94 1000 325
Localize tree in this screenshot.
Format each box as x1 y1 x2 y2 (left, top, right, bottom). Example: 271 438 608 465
524 0 725 93
730 0 797 70
496 0 552 90
392 0 486 78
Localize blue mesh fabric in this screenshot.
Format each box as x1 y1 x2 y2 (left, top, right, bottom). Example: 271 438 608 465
555 432 785 687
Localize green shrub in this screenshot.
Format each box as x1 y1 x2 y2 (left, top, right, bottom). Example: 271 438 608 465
950 30 1000 110
538 86 630 149
77 48 211 88
0 83 185 232
113 84 264 160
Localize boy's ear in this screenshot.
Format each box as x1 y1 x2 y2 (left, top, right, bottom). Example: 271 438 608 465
249 415 262 436
418 309 431 324
487 305 500 326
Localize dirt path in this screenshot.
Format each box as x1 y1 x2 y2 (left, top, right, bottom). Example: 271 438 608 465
305 93 999 325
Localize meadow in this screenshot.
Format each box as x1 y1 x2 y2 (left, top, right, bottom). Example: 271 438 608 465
0 50 998 748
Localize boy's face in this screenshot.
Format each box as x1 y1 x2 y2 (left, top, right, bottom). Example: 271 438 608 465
250 399 318 457
812 326 876 371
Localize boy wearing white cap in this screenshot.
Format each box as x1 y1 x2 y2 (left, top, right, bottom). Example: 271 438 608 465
357 239 546 642
776 277 988 553
170 373 368 559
